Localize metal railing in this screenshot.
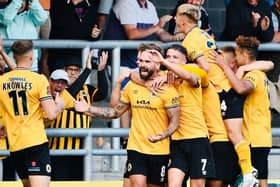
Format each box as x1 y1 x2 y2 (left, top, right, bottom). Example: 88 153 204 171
1 39 280 180
1 128 280 180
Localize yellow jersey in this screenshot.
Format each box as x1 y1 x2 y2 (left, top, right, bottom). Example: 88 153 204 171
0 69 52 152
171 64 208 140
182 26 231 92
203 83 229 142
121 81 180 155
242 70 272 147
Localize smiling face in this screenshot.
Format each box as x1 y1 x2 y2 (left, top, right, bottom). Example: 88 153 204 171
137 50 158 80
166 48 187 64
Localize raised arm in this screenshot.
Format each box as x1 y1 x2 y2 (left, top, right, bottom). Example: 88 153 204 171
29 0 48 26
0 37 15 70
236 60 274 79
75 96 130 119
110 70 131 107
93 51 109 101
41 93 65 120
209 51 254 94
195 56 210 72
149 50 199 87
0 0 22 25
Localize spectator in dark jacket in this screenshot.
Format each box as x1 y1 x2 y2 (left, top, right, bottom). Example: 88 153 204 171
221 0 274 43
48 0 102 74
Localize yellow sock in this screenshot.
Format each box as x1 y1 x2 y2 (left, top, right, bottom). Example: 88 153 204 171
235 141 252 174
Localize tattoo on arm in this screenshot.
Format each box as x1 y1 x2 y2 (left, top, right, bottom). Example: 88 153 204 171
102 108 115 118
162 106 180 139
92 102 129 119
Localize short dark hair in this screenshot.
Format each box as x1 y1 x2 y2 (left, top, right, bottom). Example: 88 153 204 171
11 40 33 56
166 44 188 58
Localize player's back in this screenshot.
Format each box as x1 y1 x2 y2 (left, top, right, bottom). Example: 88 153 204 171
182 27 231 92
0 69 52 152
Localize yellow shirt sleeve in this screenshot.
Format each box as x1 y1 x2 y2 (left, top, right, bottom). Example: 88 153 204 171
244 71 258 89
178 64 209 88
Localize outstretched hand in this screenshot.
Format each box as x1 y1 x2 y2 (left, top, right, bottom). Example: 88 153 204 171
147 49 165 64
251 11 261 28
74 95 90 113
86 49 94 70
54 92 65 111
208 50 226 67
145 75 166 96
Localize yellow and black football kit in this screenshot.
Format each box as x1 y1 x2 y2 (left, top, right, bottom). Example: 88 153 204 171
121 81 180 155
171 64 208 140
182 27 240 180
0 68 53 178
182 26 231 92
242 70 272 148
0 69 52 152
181 27 230 142
242 70 271 179
168 64 215 179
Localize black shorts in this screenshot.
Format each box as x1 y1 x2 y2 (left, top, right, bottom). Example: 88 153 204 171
219 89 246 119
51 155 83 180
250 147 270 179
210 141 240 184
10 142 51 179
169 138 215 179
126 150 169 185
